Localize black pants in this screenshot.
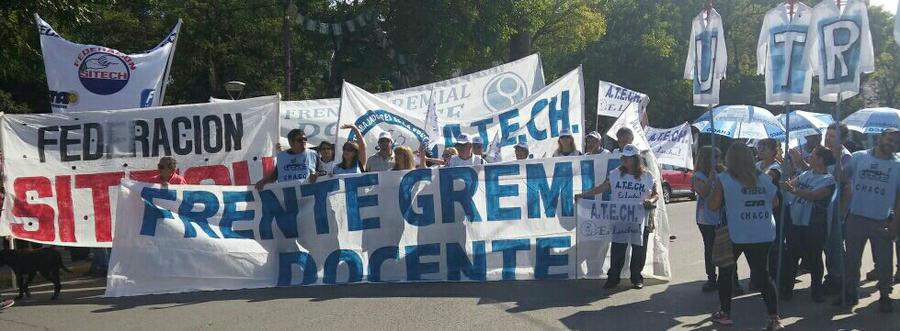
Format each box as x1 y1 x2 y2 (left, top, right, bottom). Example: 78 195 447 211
608 228 651 284
718 242 779 315
699 224 740 285
783 219 827 294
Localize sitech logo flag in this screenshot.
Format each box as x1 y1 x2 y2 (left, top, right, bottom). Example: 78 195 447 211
483 72 527 113
74 47 135 95
48 90 78 111
140 89 156 108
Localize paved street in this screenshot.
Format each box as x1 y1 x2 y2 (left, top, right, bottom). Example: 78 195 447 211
1 200 898 330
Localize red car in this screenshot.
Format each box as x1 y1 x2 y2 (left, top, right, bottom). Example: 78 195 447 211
659 164 696 204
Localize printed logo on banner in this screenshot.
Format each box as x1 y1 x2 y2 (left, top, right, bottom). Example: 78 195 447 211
140 89 156 108
48 90 78 111
75 50 135 95
351 109 429 146
483 72 528 112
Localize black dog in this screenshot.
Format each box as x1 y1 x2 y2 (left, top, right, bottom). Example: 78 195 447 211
0 248 71 300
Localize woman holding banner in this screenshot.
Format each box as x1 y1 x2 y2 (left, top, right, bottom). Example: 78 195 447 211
693 146 729 293
330 124 367 176
708 143 782 330
575 144 658 290
392 146 417 171
553 128 582 157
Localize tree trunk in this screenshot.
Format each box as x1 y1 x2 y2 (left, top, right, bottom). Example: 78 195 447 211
508 31 531 61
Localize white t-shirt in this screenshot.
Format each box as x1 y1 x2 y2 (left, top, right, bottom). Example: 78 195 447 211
446 154 485 167
607 169 655 204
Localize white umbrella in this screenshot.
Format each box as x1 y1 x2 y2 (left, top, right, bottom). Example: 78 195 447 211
843 107 900 134
692 105 786 140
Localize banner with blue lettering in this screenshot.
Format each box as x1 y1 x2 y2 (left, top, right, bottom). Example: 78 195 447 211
645 123 694 170
105 154 669 297
596 80 649 122
216 54 544 147
339 67 584 161
577 201 646 245
0 96 280 247
36 14 181 112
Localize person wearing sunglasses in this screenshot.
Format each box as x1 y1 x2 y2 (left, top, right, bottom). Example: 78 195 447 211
255 129 321 190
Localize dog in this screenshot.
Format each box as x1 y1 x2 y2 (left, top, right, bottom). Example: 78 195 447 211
0 248 71 300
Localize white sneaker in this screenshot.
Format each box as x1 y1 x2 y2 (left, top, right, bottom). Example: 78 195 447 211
0 299 14 310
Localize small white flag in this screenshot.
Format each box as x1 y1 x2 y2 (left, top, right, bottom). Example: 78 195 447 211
424 88 441 148
486 130 503 163
606 104 651 151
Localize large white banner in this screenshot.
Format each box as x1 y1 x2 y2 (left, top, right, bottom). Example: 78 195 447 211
36 15 181 112
646 123 694 170
219 54 544 146
0 96 280 246
340 67 585 160
106 154 670 297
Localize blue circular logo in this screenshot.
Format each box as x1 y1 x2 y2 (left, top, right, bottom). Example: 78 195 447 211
483 72 527 112
78 52 130 95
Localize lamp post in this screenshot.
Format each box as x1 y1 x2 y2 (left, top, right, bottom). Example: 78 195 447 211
224 81 246 100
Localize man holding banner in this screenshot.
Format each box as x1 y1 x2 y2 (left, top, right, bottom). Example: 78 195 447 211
255 129 321 189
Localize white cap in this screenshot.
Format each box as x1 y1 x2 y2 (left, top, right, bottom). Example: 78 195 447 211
514 141 529 149
586 131 602 140
621 144 639 157
472 136 484 145
378 131 393 142
559 128 573 137
455 133 472 145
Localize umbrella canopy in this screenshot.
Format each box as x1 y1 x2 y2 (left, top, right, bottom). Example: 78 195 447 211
692 105 786 140
843 107 900 134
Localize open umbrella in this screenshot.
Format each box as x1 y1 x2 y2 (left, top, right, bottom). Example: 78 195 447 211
692 105 786 140
843 107 900 134
774 111 834 147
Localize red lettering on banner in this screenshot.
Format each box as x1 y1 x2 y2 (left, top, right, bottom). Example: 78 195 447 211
232 161 250 185
11 177 56 242
185 165 232 185
128 169 159 183
55 175 76 242
74 172 124 242
262 157 275 178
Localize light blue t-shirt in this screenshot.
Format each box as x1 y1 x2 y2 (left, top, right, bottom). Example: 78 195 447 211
332 161 362 175
718 172 777 244
789 170 835 226
844 149 900 221
276 149 319 183
693 171 721 225
826 147 853 228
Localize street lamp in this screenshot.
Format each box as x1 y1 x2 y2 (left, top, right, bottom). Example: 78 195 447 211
224 81 246 100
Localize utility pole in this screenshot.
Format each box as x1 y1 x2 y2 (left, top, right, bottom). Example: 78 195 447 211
283 0 295 100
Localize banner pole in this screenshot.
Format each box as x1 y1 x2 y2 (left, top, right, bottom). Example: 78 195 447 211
157 19 182 107
836 92 846 307
776 101 789 305
8 236 15 289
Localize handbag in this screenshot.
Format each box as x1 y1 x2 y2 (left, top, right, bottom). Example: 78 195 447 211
712 209 735 268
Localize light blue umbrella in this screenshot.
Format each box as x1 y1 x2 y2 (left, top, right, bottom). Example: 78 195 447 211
692 105 786 140
843 107 900 134
775 111 834 138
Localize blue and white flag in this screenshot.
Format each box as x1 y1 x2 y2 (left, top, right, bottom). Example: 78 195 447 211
646 123 694 170
684 8 728 107
756 2 813 105
36 14 181 112
485 129 502 163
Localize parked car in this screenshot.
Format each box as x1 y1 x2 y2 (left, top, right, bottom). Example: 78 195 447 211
659 164 695 204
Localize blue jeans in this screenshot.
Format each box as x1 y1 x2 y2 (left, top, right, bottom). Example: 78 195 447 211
824 214 844 284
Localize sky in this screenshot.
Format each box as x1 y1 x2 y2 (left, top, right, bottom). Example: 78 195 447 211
870 0 897 14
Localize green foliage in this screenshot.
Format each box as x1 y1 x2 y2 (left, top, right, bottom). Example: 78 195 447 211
0 0 897 131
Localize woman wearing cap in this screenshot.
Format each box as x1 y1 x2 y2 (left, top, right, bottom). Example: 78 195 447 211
553 128 582 157
366 132 396 172
514 142 530 160
707 143 782 330
255 129 321 190
575 144 658 290
446 133 485 167
330 124 367 176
